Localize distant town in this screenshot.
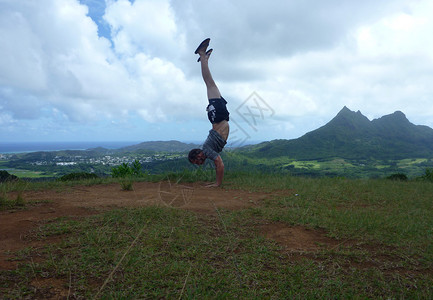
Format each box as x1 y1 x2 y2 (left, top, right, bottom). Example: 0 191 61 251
0 152 184 166
0 150 189 179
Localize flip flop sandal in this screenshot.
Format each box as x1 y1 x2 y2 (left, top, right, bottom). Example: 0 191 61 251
194 38 210 54
197 49 213 62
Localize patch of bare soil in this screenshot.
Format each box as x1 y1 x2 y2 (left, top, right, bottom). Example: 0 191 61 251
260 222 432 278
0 204 96 271
261 223 342 252
0 181 271 271
30 277 71 300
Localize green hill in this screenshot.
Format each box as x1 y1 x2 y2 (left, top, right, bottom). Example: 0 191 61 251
118 140 199 153
240 106 433 160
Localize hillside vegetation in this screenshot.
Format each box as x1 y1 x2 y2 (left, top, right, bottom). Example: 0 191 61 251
239 107 433 160
2 107 433 180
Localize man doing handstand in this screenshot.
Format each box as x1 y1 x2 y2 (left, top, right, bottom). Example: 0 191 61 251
188 38 230 187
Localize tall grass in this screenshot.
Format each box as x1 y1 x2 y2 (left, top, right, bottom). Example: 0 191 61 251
0 180 27 210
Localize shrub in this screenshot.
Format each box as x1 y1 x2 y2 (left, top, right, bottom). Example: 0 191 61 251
0 191 7 208
0 170 18 183
387 173 408 181
422 168 433 182
59 172 99 182
131 159 142 175
112 163 133 178
120 180 134 191
0 181 26 209
111 160 145 178
111 160 146 191
15 192 25 207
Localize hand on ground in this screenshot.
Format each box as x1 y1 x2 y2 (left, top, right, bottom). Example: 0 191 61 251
205 183 220 188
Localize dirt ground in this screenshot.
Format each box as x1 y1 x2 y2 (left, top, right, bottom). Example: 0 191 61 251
2 180 429 299
0 181 337 272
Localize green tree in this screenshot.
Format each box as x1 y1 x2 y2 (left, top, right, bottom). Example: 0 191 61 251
111 160 144 178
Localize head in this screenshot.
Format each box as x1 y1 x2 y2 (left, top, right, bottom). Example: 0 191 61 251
188 148 206 165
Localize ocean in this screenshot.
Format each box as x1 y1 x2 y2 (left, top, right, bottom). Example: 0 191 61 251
0 141 141 154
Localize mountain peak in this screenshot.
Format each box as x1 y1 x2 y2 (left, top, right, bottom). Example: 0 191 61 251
328 106 371 130
373 110 409 125
336 106 367 118
337 106 353 116
341 105 351 111
242 107 433 161
391 110 407 119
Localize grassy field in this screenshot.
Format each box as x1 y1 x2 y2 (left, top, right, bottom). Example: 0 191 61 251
282 158 431 178
3 154 433 180
3 168 55 178
1 172 432 298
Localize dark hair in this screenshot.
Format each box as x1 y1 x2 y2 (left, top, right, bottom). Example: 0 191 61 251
188 148 202 163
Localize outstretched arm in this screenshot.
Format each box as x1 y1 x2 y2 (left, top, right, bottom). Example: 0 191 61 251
207 155 224 187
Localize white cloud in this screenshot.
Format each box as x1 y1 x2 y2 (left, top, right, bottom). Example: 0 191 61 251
173 0 409 61
0 111 14 126
0 0 202 129
218 0 433 135
1 0 433 142
105 0 184 57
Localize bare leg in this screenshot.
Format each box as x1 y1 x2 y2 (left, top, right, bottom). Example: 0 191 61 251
199 52 221 99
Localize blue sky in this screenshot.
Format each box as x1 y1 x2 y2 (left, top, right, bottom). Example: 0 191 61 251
1 0 433 145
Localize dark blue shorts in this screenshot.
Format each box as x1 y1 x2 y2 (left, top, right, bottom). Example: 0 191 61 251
207 96 230 124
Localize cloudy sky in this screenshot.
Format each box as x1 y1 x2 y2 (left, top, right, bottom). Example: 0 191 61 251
1 0 432 145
